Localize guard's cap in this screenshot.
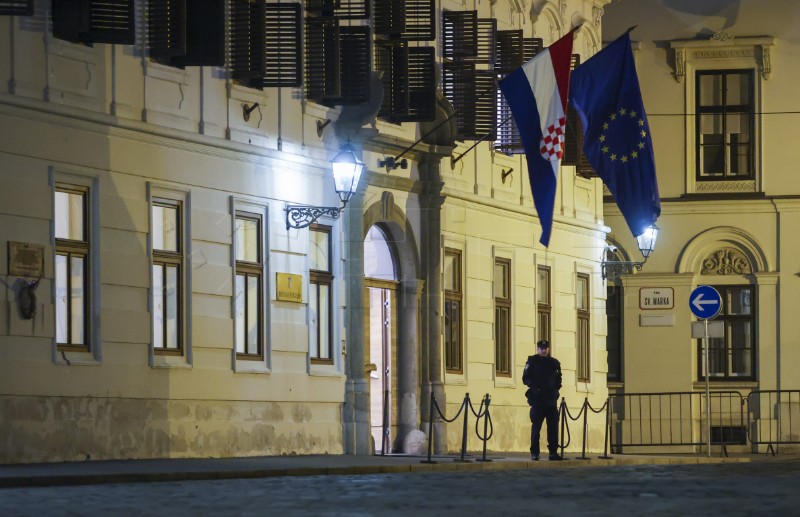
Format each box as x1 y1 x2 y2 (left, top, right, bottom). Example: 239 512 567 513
537 340 550 349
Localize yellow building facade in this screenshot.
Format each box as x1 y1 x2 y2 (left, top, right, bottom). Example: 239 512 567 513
602 0 800 452
0 0 613 464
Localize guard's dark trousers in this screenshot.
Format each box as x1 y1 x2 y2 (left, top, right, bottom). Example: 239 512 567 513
530 404 559 456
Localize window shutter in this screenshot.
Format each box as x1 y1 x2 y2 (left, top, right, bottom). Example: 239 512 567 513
305 0 336 14
376 40 408 119
522 37 543 61
263 3 301 87
305 18 340 103
148 0 186 62
444 63 496 140
495 30 522 74
0 0 33 15
229 0 266 88
442 10 477 60
176 0 224 67
404 47 436 122
564 53 596 177
460 18 496 66
375 0 434 41
53 0 135 45
329 26 371 105
335 0 369 20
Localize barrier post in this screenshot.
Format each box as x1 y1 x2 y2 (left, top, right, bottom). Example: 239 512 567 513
558 397 566 459
577 397 590 460
599 396 612 459
476 394 493 462
455 393 471 462
421 391 437 464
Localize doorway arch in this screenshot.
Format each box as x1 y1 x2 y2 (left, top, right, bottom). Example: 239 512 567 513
362 197 422 453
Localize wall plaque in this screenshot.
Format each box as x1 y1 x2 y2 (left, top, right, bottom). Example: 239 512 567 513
276 273 303 303
8 242 44 277
639 287 674 310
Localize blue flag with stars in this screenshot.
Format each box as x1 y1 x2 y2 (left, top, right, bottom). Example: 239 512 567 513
569 32 660 238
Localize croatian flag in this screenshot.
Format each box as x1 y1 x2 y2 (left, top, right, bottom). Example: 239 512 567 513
499 31 574 246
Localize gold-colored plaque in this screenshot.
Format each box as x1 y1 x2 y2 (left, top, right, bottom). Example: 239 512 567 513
8 242 44 278
276 273 303 303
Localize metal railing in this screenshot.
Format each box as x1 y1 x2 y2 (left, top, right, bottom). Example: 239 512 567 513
747 390 800 454
607 391 746 452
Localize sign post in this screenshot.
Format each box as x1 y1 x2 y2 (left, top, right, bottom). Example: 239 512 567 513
689 285 722 458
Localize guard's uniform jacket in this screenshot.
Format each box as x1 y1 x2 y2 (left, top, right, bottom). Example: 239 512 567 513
522 355 562 407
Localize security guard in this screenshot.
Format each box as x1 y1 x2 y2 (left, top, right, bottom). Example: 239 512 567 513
522 339 562 460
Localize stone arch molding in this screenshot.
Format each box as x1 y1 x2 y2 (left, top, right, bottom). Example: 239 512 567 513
362 193 421 282
677 226 770 275
531 1 564 39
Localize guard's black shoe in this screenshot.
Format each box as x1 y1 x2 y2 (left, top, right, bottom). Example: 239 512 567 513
549 454 562 461
531 453 539 461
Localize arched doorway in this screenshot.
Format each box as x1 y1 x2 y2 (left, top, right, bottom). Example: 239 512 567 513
364 225 399 454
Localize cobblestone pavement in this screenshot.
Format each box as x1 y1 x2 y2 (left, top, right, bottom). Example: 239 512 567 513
1 460 798 516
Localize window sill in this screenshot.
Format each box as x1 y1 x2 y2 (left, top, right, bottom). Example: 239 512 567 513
692 380 758 390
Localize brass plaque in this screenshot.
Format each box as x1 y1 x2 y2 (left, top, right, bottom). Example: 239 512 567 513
8 242 44 278
276 273 303 303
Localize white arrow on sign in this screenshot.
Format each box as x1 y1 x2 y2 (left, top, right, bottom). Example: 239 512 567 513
692 293 720 312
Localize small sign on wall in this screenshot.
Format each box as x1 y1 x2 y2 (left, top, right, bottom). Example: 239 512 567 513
639 287 674 310
8 242 44 278
276 273 303 303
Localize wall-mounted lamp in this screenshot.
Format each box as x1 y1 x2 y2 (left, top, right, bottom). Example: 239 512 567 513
316 119 331 137
601 224 659 280
377 156 408 172
242 102 259 122
285 143 365 230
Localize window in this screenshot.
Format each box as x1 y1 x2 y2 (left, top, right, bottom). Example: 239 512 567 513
234 212 263 359
152 199 183 354
494 258 511 377
698 285 755 381
537 266 551 343
55 186 89 349
696 70 754 180
576 273 590 382
606 284 623 382
444 248 463 373
309 225 333 363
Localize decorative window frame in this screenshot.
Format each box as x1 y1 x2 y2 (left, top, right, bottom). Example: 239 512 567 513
574 262 597 394
307 216 342 378
670 35 775 195
230 197 271 374
493 246 515 388
49 166 102 366
443 236 467 385
147 183 192 369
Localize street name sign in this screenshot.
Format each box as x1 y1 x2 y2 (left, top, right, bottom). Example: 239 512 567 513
689 285 722 320
639 287 674 310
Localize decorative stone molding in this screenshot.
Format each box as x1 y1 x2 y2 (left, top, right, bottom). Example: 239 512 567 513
702 248 753 275
592 6 603 29
670 36 775 82
695 180 756 193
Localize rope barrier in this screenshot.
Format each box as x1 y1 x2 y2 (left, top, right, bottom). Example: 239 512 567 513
421 392 494 464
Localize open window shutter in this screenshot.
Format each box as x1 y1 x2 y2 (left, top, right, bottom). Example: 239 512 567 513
473 70 497 139
230 0 266 89
564 54 582 165
442 10 477 61
376 40 408 119
328 25 371 105
305 18 340 103
461 18 495 67
175 0 224 67
403 0 434 41
53 0 134 45
494 31 521 154
263 3 301 87
148 0 186 62
444 62 498 140
374 0 404 38
403 47 436 122
305 0 336 14
335 0 368 20
522 37 543 61
495 29 522 74
87 0 135 44
0 0 33 15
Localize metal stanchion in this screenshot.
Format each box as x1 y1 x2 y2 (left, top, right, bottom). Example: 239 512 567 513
421 391 436 464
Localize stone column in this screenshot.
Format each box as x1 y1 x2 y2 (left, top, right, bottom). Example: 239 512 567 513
396 279 424 453
419 175 447 454
342 175 370 455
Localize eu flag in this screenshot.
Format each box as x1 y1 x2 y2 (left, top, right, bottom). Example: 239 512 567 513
569 32 661 238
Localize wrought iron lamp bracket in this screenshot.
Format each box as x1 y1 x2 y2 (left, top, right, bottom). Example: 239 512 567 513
285 203 346 230
601 260 644 280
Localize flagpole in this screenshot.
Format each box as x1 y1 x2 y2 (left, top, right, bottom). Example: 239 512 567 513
449 115 514 168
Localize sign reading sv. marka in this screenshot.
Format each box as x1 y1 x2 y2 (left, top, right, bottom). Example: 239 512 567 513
639 287 674 310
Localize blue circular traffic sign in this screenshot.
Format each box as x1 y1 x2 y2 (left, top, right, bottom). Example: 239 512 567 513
689 285 722 320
